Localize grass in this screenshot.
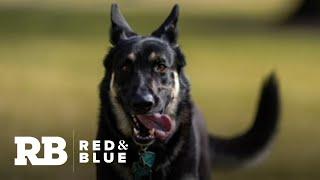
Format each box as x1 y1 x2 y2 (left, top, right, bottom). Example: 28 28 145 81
1 2 320 179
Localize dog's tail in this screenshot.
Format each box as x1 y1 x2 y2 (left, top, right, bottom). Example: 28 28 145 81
209 73 280 169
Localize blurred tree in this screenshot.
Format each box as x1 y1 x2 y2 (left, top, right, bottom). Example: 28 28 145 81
287 0 320 25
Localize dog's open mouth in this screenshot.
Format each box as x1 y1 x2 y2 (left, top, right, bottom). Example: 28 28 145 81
132 113 175 145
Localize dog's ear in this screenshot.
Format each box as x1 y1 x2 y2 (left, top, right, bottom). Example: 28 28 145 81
151 4 179 46
110 4 136 45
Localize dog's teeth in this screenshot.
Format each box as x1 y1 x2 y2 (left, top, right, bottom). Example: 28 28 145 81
133 128 139 135
149 128 155 136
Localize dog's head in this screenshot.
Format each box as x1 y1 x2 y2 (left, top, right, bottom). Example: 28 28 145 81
103 4 187 146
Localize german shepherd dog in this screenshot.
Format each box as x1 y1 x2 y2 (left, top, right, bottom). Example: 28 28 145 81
96 4 280 180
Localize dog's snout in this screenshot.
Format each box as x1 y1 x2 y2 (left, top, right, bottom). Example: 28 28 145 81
132 94 154 113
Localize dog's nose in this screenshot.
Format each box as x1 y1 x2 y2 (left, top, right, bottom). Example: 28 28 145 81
132 94 154 113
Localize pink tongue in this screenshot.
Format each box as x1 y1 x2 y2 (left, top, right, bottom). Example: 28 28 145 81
136 113 172 132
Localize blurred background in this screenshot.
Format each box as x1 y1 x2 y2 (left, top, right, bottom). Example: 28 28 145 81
1 0 320 179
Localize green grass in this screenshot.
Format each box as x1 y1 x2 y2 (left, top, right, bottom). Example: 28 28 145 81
1 3 320 180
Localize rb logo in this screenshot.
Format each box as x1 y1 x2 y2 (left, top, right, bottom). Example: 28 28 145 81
14 136 68 165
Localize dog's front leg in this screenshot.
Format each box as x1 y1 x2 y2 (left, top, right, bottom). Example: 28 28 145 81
166 142 200 180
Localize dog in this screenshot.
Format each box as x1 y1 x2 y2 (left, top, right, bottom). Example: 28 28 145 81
96 4 280 180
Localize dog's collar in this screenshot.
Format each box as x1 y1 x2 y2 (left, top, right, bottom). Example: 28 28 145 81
132 147 156 180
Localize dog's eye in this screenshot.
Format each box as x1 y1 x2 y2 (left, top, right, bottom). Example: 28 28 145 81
154 64 168 73
121 59 133 72
121 64 130 72
122 65 129 72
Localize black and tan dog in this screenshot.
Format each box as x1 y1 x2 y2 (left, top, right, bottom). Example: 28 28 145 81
96 4 280 180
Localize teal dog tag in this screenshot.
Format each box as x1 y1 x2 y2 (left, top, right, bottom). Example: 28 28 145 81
141 151 155 168
132 151 156 180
